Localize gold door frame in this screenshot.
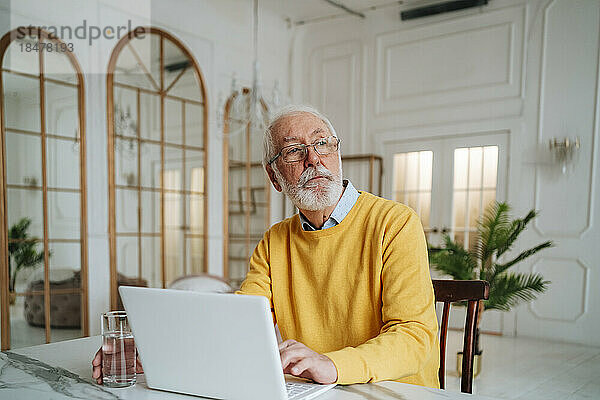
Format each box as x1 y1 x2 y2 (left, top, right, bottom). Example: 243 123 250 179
106 27 209 310
222 88 270 281
0 28 89 350
341 154 383 196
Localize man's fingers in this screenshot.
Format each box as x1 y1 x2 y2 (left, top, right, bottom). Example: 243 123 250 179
279 342 307 362
280 345 313 370
92 346 145 383
278 340 336 383
92 348 102 366
278 339 297 351
281 352 306 370
92 347 103 381
280 346 312 370
136 355 144 373
289 358 312 377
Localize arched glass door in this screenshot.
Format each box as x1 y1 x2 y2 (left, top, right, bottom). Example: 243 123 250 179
0 28 88 350
222 88 270 288
107 28 208 309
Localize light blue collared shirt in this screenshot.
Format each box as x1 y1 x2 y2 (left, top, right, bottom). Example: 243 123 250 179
299 180 360 231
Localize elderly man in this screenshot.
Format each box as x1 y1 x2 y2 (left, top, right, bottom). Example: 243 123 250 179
93 105 439 388
236 105 439 387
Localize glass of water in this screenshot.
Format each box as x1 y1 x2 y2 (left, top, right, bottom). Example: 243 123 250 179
101 311 136 387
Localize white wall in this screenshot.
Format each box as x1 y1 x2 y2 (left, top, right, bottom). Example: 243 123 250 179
1 0 293 336
290 0 600 346
3 0 598 346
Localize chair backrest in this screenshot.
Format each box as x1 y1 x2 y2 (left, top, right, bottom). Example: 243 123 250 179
432 279 489 394
168 274 234 293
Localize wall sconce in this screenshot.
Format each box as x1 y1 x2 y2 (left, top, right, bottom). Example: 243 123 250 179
548 137 580 174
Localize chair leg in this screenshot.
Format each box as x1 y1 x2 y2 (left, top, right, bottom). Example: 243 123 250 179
439 302 450 390
461 300 479 393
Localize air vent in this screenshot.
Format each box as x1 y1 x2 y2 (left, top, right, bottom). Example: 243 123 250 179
401 0 489 20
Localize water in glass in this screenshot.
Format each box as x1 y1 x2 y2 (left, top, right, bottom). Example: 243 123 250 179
101 311 136 387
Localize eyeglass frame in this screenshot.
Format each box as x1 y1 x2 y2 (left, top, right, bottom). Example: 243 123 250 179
267 136 341 165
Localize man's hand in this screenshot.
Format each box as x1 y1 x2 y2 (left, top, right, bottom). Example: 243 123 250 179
91 346 144 384
279 339 337 384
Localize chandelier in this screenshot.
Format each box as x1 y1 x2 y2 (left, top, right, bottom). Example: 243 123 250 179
114 104 136 138
216 0 285 138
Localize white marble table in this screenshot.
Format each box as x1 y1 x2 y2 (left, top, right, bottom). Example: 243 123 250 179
1 336 503 400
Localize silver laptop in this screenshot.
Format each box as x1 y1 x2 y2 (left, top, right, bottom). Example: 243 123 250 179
119 286 336 400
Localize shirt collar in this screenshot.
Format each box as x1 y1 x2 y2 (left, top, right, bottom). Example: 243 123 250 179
299 180 360 231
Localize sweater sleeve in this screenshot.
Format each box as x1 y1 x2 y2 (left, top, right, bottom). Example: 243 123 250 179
323 207 438 384
235 231 276 323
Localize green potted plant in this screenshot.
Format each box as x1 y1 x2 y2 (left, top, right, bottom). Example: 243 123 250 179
8 218 45 304
429 202 553 375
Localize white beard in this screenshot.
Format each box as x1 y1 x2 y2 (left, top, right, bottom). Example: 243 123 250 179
274 164 343 211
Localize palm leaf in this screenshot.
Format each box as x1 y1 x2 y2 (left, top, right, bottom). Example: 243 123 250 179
496 210 538 257
473 202 511 267
7 217 45 291
485 272 550 311
8 218 32 254
13 246 45 268
430 235 476 280
490 241 554 282
429 202 552 313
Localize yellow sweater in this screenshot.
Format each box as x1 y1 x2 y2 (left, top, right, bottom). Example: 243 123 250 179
237 191 440 387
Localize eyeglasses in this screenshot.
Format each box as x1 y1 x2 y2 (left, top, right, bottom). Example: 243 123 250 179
268 136 341 164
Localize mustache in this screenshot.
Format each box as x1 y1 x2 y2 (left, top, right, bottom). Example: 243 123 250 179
297 166 335 187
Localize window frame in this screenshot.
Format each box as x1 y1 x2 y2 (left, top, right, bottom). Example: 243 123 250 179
383 131 509 246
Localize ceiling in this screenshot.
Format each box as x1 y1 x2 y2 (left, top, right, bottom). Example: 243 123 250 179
264 0 436 25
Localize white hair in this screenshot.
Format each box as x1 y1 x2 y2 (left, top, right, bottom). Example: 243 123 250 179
262 104 339 169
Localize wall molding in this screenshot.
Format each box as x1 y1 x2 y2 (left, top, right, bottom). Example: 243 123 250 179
383 22 513 101
308 40 362 154
533 0 599 238
374 5 525 121
529 257 589 322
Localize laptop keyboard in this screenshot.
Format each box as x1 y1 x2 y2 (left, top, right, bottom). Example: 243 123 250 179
286 382 315 399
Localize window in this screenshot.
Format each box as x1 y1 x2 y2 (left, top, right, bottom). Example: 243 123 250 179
385 133 508 334
386 135 507 247
393 151 433 229
452 146 498 250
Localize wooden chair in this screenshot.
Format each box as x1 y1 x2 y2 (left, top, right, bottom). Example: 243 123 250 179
432 279 489 394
